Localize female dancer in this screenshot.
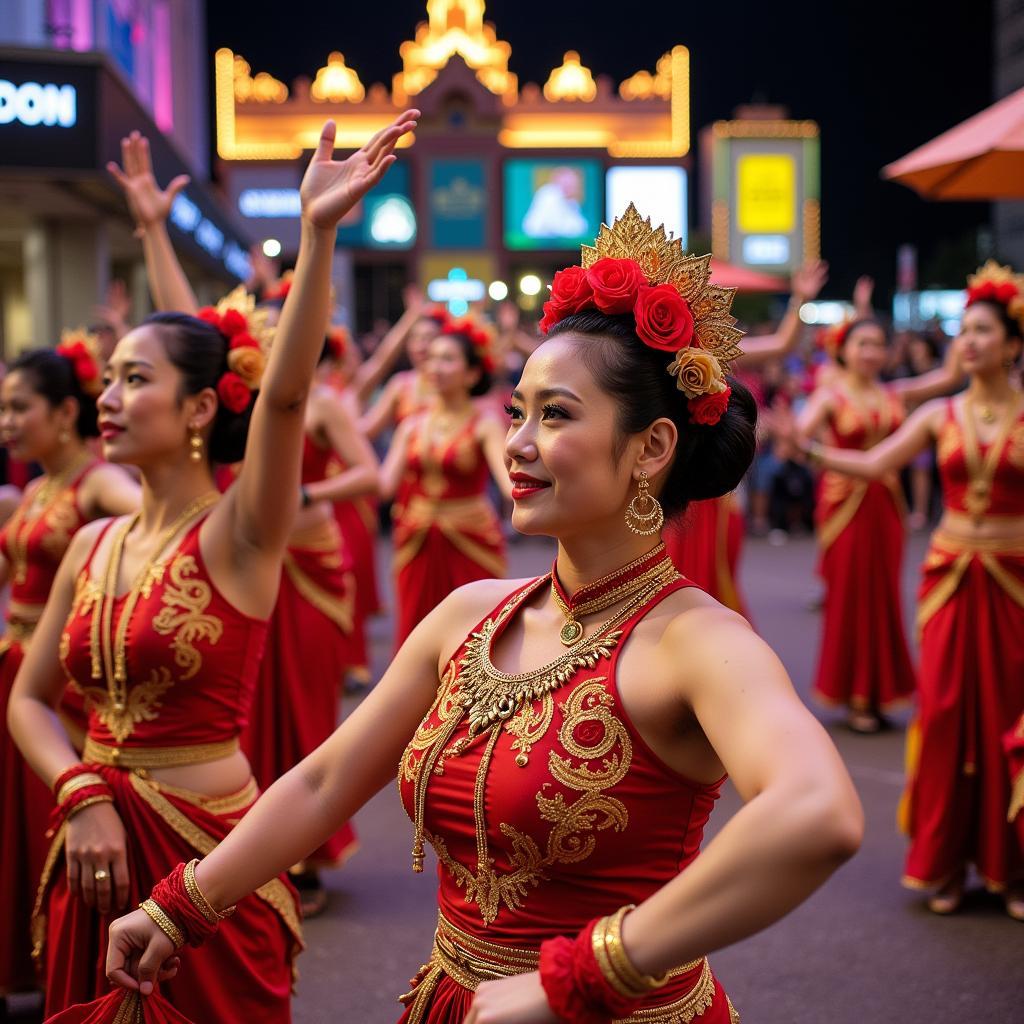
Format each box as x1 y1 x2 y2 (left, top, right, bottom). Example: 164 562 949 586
663 260 828 616
381 319 511 647
802 262 1024 917
797 318 961 732
104 207 861 1024
8 111 421 1019
0 342 139 1001
106 134 380 909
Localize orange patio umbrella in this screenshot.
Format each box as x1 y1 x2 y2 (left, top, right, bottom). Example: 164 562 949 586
882 86 1024 200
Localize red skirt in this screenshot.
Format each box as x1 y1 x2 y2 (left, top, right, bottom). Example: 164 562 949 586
812 479 915 711
664 497 749 619
901 536 1024 891
0 639 51 994
241 528 358 867
393 497 505 649
37 766 302 1022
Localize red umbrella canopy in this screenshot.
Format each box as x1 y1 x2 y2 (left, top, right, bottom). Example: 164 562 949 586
709 258 786 292
883 87 1024 200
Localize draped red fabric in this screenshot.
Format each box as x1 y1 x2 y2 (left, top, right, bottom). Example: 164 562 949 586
45 988 196 1024
663 497 749 619
812 485 915 710
903 553 1024 890
38 768 300 1022
0 461 99 994
242 533 358 867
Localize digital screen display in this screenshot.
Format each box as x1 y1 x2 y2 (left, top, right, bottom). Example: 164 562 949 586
606 166 687 245
504 159 603 250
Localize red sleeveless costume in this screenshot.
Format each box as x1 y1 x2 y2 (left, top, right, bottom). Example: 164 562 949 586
901 399 1024 891
241 436 358 867
0 458 100 995
664 497 749 620
36 512 302 1022
392 413 505 647
812 387 916 712
396 571 738 1023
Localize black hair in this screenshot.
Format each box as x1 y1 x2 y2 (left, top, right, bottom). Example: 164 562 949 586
435 330 493 397
547 311 757 519
8 347 99 438
968 299 1024 345
144 312 254 464
835 317 886 368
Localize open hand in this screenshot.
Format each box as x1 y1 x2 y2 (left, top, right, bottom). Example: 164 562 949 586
107 131 190 236
462 971 558 1024
301 111 420 231
791 260 829 303
853 274 874 311
106 908 181 996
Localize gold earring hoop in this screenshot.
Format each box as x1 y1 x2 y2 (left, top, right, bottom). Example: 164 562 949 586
189 429 204 463
624 471 664 536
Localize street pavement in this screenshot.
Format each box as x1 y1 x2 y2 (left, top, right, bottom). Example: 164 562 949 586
292 530 1020 1024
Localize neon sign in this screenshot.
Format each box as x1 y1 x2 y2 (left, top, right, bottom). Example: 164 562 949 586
0 80 77 127
171 193 251 280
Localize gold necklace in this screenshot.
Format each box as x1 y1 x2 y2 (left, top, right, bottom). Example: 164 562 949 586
961 395 1022 524
550 542 670 646
7 451 94 585
88 493 220 720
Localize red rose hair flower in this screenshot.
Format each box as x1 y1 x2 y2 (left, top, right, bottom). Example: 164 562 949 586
688 387 732 426
216 371 252 414
586 257 646 315
633 284 695 353
55 332 103 396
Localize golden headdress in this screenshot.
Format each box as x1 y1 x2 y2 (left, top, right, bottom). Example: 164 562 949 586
540 204 745 424
967 260 1024 332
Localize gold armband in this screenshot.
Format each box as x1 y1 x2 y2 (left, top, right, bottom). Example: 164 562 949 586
183 859 235 923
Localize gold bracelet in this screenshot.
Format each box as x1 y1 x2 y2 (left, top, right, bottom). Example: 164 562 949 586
806 441 825 466
591 914 640 999
183 859 235 922
56 773 107 805
603 905 669 994
139 898 185 949
64 794 114 821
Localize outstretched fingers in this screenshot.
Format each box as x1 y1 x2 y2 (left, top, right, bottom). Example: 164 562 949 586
363 109 419 164
314 119 337 162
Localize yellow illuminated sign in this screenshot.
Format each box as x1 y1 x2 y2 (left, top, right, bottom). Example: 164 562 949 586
736 154 796 234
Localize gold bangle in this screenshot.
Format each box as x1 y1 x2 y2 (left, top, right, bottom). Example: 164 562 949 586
64 794 114 820
139 898 185 949
807 441 825 466
591 914 640 999
603 905 669 994
56 773 107 805
183 859 235 922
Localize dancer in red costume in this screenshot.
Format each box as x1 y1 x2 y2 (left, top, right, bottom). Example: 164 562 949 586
663 261 828 616
382 319 511 647
0 344 139 1003
798 318 962 731
8 112 421 1022
104 207 861 1024
105 143 382 913
804 262 1024 919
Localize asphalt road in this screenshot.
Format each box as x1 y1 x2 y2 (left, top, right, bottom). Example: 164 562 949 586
291 530 1021 1024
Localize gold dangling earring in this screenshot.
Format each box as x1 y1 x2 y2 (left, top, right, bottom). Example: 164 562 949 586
58 428 71 445
624 470 664 536
189 428 204 463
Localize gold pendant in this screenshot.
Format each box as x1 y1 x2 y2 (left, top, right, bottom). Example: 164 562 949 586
559 619 584 646
979 405 996 424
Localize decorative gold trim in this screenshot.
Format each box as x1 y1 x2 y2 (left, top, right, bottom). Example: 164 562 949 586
83 736 240 769
140 897 184 948
283 549 354 633
112 991 143 1024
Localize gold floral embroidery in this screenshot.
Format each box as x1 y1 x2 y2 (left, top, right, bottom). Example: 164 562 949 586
427 678 633 925
39 490 80 563
937 419 961 466
151 554 223 680
399 660 462 784
78 667 175 743
504 693 554 767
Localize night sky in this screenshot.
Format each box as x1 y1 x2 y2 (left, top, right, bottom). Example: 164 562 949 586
206 0 995 301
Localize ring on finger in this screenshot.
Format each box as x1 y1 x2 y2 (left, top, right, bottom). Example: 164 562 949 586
94 868 110 882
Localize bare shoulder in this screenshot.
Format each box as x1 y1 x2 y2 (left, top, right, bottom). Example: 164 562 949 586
64 516 117 578
432 576 537 661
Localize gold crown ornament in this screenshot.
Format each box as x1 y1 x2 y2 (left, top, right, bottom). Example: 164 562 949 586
540 204 745 425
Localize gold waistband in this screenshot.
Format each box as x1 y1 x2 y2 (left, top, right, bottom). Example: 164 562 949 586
400 913 715 1024
930 527 1024 555
83 736 240 769
1 619 37 646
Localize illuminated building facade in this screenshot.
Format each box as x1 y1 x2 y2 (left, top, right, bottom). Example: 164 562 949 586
0 1 249 356
216 0 694 326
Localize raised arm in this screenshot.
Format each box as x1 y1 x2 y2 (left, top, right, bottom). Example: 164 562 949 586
478 415 513 500
359 375 404 438
378 415 416 500
80 463 142 518
107 132 198 315
351 285 426 402
738 261 829 366
794 386 836 443
302 391 380 505
890 341 965 406
806 398 944 479
225 113 419 561
617 609 862 974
